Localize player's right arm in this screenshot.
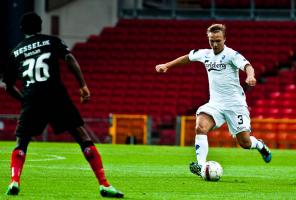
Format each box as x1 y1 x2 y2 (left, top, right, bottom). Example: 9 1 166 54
54 36 90 104
65 53 90 104
155 55 190 73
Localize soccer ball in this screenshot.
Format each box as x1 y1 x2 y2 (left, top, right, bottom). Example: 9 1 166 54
201 161 223 181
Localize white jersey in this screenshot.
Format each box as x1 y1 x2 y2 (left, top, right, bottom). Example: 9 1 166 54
189 46 250 107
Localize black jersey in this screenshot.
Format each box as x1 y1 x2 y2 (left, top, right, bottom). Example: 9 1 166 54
4 34 84 135
4 34 70 103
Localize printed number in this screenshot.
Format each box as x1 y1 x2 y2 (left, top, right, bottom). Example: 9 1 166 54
22 53 51 86
238 115 243 125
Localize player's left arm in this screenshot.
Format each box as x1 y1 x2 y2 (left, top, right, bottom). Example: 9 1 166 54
5 85 24 102
232 51 256 87
244 64 256 87
3 57 24 102
65 53 90 103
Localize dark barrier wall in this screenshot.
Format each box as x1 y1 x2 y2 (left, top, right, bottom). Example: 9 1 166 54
0 0 34 74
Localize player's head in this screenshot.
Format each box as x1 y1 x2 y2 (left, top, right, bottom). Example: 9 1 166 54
207 24 226 54
20 12 42 35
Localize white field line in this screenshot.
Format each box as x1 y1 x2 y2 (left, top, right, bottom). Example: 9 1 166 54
0 153 65 162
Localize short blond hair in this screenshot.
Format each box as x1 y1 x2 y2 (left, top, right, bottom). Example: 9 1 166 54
207 24 226 37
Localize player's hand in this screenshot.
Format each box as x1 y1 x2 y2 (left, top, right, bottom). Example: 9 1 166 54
155 64 169 73
80 85 90 104
245 76 256 87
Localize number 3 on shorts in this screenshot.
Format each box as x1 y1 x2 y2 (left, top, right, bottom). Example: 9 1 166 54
237 115 243 125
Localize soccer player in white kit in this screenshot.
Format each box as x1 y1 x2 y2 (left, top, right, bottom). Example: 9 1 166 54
155 24 272 177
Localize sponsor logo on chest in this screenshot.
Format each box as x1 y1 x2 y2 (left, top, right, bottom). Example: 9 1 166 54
205 60 226 72
204 54 227 72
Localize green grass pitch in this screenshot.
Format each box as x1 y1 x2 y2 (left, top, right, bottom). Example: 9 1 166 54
0 141 296 199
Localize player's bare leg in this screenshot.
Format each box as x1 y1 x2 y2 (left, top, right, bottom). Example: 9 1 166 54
236 131 272 163
6 136 30 195
70 126 123 198
190 113 215 176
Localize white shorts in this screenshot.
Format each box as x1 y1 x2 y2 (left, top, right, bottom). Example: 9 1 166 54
196 103 251 136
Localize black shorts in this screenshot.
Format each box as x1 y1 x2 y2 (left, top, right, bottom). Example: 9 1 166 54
16 96 84 137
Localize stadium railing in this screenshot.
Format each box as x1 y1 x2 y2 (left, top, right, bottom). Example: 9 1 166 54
118 0 296 20
177 115 296 149
0 114 109 143
109 114 152 144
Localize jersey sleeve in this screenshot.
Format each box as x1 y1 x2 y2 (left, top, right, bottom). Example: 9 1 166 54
53 37 71 59
188 49 208 62
189 49 201 61
231 51 250 71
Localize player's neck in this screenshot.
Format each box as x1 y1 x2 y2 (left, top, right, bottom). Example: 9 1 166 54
25 34 38 38
213 47 224 55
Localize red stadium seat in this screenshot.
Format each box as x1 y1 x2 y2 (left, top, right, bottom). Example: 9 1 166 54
159 129 176 145
259 132 277 149
286 134 296 149
277 131 288 149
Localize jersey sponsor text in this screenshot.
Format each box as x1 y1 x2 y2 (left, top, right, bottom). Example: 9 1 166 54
13 40 50 58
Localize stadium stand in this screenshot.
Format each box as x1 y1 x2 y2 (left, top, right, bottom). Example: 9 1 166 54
1 18 296 147
69 19 295 145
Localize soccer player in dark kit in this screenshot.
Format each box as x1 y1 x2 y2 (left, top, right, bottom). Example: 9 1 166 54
3 12 123 198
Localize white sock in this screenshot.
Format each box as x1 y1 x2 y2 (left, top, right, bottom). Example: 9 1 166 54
250 136 264 150
195 134 208 165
